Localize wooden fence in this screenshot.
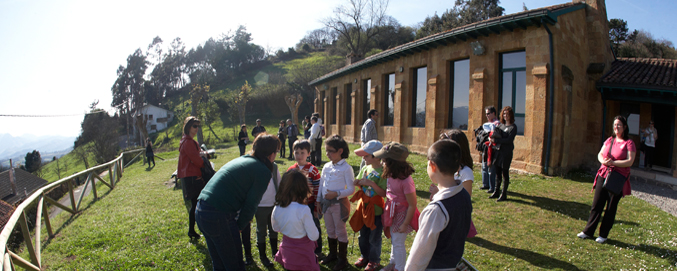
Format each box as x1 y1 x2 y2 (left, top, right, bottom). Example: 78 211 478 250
0 149 143 271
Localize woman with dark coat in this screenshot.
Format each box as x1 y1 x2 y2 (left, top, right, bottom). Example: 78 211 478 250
196 133 281 271
238 124 249 156
177 116 209 238
489 106 517 202
145 138 155 168
577 115 636 244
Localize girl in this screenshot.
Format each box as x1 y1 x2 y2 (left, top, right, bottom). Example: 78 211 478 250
272 170 320 271
251 163 281 267
318 135 355 271
490 106 518 201
373 142 419 271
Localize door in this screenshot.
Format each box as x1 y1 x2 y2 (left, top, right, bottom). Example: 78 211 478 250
650 104 674 168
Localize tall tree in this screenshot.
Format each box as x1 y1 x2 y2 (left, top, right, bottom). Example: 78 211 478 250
416 0 504 39
77 109 120 165
609 18 629 55
111 49 149 145
617 30 677 59
225 81 253 125
323 0 391 57
24 150 41 173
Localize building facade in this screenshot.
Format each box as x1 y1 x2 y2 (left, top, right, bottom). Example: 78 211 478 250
310 0 626 175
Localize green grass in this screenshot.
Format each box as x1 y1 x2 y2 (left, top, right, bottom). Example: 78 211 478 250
24 143 677 270
38 144 99 183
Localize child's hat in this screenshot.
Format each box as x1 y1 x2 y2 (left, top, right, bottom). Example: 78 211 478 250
354 140 383 157
374 142 409 161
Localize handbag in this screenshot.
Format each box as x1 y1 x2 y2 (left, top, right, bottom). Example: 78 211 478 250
602 138 626 195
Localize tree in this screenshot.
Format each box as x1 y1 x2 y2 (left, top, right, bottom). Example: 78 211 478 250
616 29 677 59
225 81 253 125
24 150 41 173
52 157 68 180
416 0 504 39
609 19 629 55
285 93 304 125
322 0 391 57
191 83 222 143
76 109 120 165
111 49 149 146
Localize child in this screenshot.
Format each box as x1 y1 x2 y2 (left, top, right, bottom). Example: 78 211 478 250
251 163 281 267
272 170 320 271
287 139 324 258
405 140 472 271
373 142 419 271
278 120 288 158
318 135 355 271
350 140 386 271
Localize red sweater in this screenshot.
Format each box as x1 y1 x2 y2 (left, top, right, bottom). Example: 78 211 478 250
178 135 204 179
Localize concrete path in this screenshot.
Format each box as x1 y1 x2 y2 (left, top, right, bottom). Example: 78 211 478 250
48 171 108 219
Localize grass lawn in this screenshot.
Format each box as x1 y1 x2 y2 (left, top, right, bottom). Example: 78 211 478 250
24 143 677 270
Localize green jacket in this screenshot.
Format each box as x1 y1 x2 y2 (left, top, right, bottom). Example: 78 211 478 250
198 155 272 230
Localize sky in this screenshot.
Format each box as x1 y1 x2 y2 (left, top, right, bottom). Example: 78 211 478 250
1 0 674 138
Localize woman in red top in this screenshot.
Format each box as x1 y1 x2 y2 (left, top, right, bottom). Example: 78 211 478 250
178 116 208 239
577 115 636 244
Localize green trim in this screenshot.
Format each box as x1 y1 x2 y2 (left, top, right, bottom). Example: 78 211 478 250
548 4 586 18
599 87 677 106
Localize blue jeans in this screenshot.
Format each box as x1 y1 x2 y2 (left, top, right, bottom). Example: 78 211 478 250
195 200 245 271
358 214 383 263
482 160 496 191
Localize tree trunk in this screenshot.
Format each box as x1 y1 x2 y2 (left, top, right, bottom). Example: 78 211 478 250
206 123 222 141
285 94 303 125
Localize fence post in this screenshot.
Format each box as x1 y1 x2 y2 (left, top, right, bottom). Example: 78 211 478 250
109 166 114 188
19 211 39 268
67 178 77 212
89 172 97 199
42 192 54 237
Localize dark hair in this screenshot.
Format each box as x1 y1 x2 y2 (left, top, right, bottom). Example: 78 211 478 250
305 115 311 120
612 115 629 140
368 109 378 118
382 158 415 180
325 134 349 159
280 120 285 125
428 140 462 176
311 116 318 122
484 106 496 115
183 116 200 136
312 112 320 118
251 133 281 172
293 139 311 152
439 129 473 170
275 170 311 207
500 106 515 124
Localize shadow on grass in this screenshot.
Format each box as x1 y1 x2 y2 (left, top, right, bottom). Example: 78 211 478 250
416 190 432 202
510 192 591 221
468 237 584 270
604 239 677 266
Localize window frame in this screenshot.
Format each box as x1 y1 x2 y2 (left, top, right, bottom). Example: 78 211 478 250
498 50 526 135
383 73 396 126
448 58 470 130
345 83 352 125
411 66 428 127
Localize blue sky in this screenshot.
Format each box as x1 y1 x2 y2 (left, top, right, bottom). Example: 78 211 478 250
0 0 674 137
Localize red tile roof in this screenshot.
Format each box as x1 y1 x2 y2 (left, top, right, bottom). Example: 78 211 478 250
0 200 15 231
599 58 677 91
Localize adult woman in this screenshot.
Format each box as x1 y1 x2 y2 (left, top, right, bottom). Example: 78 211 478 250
489 106 517 202
238 124 249 156
578 115 635 244
278 120 288 158
145 137 155 168
195 133 280 270
642 120 657 170
177 116 208 239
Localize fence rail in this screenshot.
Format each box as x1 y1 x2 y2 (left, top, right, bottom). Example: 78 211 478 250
0 149 143 271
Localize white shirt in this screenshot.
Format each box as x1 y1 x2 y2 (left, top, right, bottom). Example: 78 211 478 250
644 127 657 147
259 167 281 207
455 166 474 184
406 184 466 271
272 202 319 240
310 123 321 139
319 159 355 199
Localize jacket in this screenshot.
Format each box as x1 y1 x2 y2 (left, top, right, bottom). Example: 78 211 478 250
178 135 203 179
348 190 385 232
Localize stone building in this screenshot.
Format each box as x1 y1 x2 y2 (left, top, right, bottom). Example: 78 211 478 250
309 0 672 176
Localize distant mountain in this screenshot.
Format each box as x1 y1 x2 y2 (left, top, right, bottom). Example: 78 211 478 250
0 134 75 163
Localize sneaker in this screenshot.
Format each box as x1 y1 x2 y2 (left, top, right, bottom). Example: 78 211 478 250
596 237 607 244
354 258 368 268
382 263 395 271
365 262 382 271
577 232 591 239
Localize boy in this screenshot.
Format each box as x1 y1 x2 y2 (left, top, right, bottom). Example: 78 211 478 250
350 140 386 271
405 140 472 271
287 139 324 259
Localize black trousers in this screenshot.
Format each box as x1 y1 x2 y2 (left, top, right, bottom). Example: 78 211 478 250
311 138 322 166
644 145 655 168
280 138 286 158
288 137 297 158
583 175 623 238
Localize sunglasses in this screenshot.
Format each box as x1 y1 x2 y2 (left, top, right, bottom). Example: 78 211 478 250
192 124 200 128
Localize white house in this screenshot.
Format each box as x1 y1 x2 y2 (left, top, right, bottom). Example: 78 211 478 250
133 104 175 135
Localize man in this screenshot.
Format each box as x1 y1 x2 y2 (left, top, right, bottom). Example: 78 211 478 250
481 106 501 193
359 109 379 169
286 119 299 160
309 116 322 166
252 119 266 138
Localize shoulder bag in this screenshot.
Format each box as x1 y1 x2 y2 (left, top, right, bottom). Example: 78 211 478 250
603 138 626 195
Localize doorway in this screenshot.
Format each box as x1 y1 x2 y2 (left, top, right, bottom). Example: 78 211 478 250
650 104 674 170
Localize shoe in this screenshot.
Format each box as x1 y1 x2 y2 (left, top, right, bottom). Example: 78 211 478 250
382 263 395 271
315 251 326 261
332 241 349 270
486 189 494 194
489 190 500 198
188 231 201 239
244 256 255 266
577 232 591 239
258 242 274 267
496 181 509 202
480 186 490 190
321 238 338 264
365 262 382 271
354 258 368 268
595 237 607 244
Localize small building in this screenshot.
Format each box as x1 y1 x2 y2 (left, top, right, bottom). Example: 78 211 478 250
0 168 48 206
310 0 629 175
133 104 175 134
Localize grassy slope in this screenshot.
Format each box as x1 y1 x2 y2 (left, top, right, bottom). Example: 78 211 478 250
38 144 100 183
31 144 677 270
